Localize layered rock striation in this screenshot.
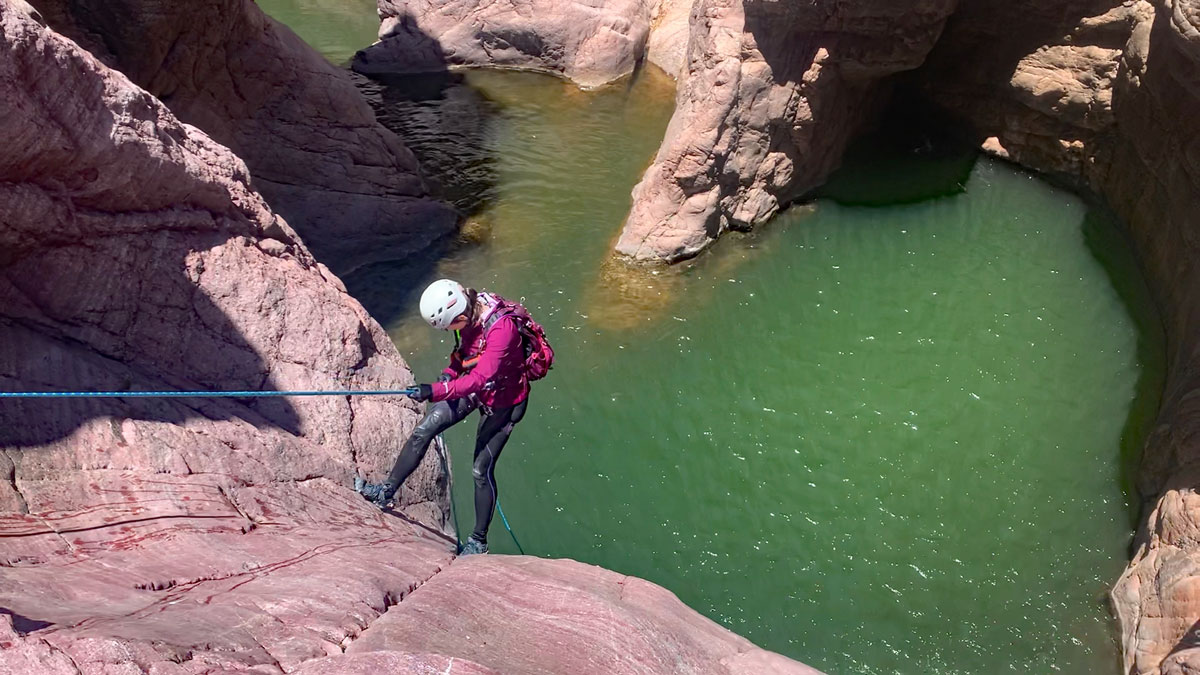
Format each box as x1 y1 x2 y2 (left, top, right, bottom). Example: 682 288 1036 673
30 0 457 279
0 3 820 672
0 0 453 669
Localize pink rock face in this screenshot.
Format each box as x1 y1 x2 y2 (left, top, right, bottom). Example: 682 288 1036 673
30 0 458 278
646 0 693 78
615 0 957 262
348 556 823 674
0 3 453 670
353 0 654 88
292 651 501 674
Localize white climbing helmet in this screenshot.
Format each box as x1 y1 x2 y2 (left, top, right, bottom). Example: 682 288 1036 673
419 278 470 330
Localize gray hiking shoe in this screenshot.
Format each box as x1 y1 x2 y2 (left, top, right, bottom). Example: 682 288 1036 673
459 536 488 556
356 480 390 509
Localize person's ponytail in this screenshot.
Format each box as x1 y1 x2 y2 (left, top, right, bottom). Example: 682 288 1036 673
464 288 479 323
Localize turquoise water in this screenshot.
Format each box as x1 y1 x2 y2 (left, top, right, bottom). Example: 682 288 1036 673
254 5 1163 672
258 0 379 66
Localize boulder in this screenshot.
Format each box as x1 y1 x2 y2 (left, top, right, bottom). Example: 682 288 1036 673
353 0 654 88
30 0 458 278
646 0 694 78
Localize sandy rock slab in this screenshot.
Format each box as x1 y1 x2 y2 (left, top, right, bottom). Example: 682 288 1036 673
353 0 654 88
348 555 823 674
0 479 454 673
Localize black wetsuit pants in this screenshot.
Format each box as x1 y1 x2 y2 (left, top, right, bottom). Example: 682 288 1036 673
383 396 528 544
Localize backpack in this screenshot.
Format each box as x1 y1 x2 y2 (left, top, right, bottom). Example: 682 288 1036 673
463 293 555 381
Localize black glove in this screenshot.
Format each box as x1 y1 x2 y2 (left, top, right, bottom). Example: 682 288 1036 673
436 373 453 383
410 384 433 402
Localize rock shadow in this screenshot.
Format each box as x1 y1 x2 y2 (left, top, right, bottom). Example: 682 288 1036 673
1079 206 1167 529
0 226 305 447
0 26 306 447
814 88 978 206
343 32 500 328
0 607 53 635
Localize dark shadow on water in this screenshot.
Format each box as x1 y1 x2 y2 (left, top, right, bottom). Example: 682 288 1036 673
356 70 499 219
814 89 979 207
346 70 500 327
1080 205 1167 530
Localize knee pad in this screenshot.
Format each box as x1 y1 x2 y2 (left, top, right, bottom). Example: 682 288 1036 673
472 467 490 487
414 403 452 439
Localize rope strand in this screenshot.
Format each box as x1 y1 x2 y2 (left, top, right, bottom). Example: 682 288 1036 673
0 389 419 398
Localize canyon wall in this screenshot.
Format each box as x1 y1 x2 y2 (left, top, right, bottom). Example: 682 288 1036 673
30 0 457 278
911 2 1200 673
616 0 957 261
0 2 819 672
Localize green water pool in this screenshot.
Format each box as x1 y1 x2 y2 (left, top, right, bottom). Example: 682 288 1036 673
255 5 1164 672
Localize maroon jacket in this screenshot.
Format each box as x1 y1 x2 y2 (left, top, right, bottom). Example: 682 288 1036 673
431 296 530 408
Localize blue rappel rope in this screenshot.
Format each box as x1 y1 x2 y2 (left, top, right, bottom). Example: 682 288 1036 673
496 500 525 555
0 389 419 398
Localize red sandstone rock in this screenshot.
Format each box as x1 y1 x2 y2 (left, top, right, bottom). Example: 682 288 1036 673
646 0 693 78
353 0 654 88
30 0 458 278
348 556 822 674
292 651 501 674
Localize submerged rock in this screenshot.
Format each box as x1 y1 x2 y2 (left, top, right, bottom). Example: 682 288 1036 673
30 0 458 278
